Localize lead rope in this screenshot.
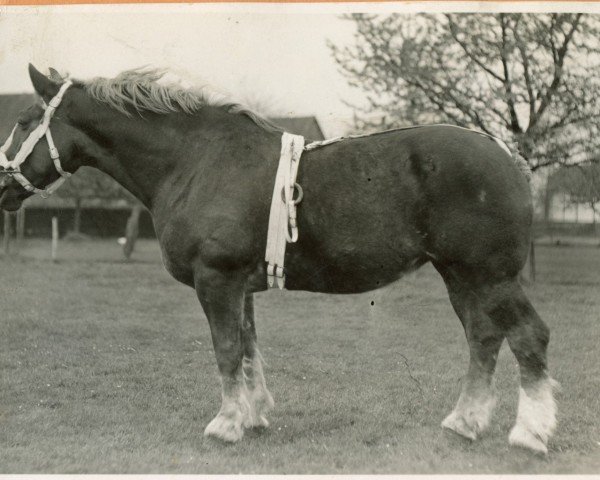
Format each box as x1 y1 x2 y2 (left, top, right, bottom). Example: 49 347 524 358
0 81 72 198
265 132 305 289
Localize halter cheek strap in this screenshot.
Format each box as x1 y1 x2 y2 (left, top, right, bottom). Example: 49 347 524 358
0 81 73 199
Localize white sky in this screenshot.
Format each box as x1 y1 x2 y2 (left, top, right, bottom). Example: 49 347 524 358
1 3 598 137
0 6 366 136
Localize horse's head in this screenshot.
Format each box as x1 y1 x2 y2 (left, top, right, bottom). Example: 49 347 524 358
0 65 83 211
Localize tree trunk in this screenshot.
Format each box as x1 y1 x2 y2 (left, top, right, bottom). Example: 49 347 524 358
544 176 553 243
123 204 142 260
73 197 82 233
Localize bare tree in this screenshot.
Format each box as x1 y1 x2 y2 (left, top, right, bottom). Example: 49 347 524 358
330 13 600 170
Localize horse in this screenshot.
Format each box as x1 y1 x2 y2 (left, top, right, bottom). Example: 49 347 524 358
0 64 557 454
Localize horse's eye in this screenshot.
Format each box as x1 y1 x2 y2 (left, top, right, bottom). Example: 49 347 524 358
17 118 28 127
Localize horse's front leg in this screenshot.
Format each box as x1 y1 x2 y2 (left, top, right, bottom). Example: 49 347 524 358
195 265 251 442
242 294 274 428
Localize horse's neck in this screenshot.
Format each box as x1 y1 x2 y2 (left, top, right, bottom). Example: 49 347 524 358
80 107 237 209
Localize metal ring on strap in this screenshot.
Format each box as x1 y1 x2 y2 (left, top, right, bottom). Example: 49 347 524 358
280 183 303 205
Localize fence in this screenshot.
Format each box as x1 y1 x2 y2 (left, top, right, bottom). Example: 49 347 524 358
532 221 599 238
0 210 597 241
0 207 155 238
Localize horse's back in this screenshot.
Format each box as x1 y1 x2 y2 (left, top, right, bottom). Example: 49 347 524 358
285 126 532 292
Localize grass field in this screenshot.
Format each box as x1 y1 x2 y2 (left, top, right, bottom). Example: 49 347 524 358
0 238 599 474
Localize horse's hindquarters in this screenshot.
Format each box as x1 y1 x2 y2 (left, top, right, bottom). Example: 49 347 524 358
415 131 532 280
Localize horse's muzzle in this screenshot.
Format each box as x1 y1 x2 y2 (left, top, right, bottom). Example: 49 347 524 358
0 176 27 211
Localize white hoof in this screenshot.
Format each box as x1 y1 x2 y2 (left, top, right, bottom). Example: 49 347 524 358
509 380 557 455
509 423 548 455
253 415 270 428
442 392 495 441
204 411 244 443
248 388 274 428
442 410 478 440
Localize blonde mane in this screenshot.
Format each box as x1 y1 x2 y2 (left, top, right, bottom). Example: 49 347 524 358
82 68 282 133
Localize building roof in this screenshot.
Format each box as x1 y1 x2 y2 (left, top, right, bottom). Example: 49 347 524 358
270 116 325 141
0 93 35 140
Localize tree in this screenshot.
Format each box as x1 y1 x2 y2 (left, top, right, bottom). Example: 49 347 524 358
330 13 600 170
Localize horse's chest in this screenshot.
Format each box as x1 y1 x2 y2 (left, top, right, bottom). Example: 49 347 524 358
160 251 194 287
156 227 196 287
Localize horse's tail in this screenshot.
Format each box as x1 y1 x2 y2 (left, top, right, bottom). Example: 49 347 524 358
490 135 532 183
508 147 532 183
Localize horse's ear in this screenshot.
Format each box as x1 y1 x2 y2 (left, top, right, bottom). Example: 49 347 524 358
28 63 60 102
48 67 64 82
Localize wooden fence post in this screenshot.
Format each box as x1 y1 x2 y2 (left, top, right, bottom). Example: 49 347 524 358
123 204 142 260
15 208 25 254
51 216 59 262
529 240 536 283
3 211 11 256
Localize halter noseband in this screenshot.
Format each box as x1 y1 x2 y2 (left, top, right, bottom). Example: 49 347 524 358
0 81 73 199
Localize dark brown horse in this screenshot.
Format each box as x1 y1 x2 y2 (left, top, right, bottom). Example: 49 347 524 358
0 65 556 454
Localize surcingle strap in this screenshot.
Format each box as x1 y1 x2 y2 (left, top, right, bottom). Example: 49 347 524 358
265 132 305 289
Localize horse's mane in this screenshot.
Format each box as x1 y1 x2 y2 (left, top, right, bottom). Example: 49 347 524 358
80 68 282 133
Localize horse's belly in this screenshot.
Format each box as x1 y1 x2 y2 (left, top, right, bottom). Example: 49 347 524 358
284 247 427 294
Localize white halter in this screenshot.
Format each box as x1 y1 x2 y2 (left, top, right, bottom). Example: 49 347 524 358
0 81 73 199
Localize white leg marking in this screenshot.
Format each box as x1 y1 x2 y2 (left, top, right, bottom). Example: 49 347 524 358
204 382 251 443
442 386 496 440
509 377 558 454
243 349 274 428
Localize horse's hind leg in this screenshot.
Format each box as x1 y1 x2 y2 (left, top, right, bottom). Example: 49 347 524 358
437 266 556 453
489 284 557 454
436 266 505 440
241 293 274 428
195 267 252 442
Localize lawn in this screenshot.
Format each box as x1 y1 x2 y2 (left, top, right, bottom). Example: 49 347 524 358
0 238 599 473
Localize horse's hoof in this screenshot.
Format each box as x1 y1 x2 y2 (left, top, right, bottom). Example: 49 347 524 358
248 388 274 428
508 423 548 455
251 415 270 428
204 413 244 443
441 411 478 441
509 381 556 455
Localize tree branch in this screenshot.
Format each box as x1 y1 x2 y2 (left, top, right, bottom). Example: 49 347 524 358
446 15 504 83
500 14 522 133
513 22 537 124
531 13 583 130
